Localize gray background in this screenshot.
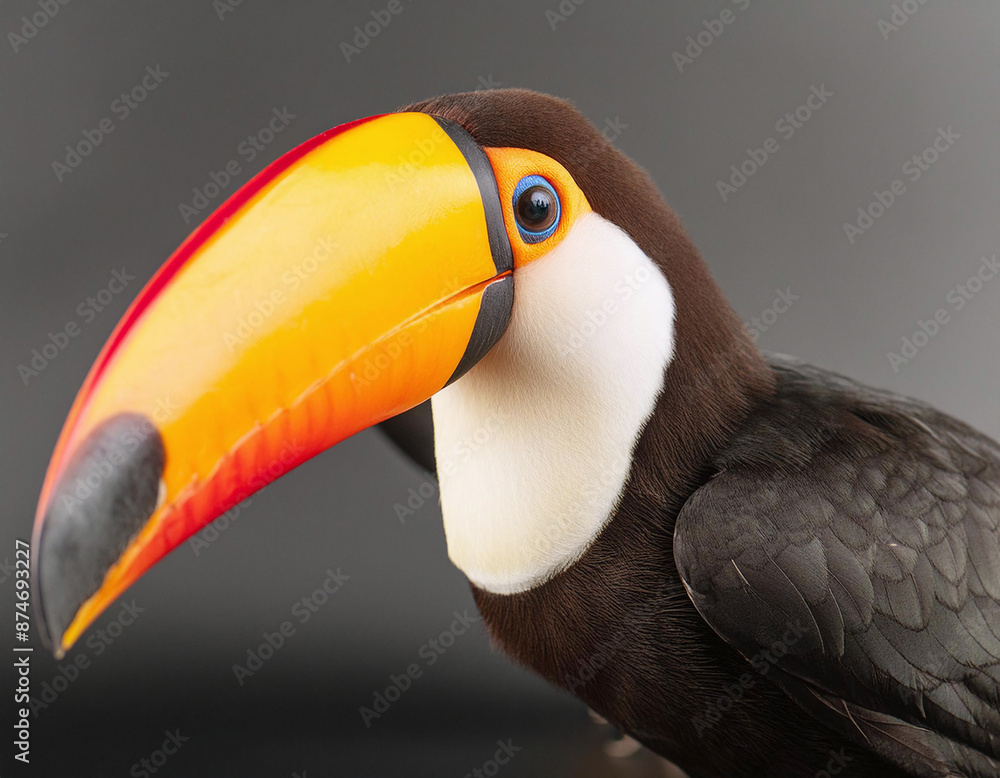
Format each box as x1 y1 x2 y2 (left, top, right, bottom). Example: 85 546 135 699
2 2 998 776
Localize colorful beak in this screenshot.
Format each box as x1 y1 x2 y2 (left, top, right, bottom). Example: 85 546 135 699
32 112 513 657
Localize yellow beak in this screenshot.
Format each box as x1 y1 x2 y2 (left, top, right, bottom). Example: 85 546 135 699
33 111 513 656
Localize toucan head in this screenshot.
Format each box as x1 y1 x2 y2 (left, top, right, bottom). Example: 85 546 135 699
33 89 766 655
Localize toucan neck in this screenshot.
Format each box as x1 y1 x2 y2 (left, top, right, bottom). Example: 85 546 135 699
623 194 777 499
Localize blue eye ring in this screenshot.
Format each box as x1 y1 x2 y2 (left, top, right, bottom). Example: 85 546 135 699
512 175 561 244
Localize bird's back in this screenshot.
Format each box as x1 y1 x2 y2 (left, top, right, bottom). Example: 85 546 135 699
675 355 1000 777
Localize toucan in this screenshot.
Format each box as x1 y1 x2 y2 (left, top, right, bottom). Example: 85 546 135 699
32 89 1000 778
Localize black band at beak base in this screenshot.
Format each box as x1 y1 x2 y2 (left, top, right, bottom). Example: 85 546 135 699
433 117 514 277
432 117 515 386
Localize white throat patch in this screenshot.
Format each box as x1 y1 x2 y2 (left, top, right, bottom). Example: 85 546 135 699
431 211 675 595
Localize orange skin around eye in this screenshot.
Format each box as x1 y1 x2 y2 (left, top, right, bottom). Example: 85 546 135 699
484 147 592 268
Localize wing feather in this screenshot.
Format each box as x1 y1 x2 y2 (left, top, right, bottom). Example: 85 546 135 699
674 357 1000 777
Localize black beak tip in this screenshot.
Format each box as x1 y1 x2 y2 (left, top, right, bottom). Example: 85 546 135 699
32 566 58 657
33 413 166 657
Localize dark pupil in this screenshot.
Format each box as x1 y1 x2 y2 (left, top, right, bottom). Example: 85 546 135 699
517 186 555 230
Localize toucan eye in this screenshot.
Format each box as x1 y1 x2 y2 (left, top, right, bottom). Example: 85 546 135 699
513 175 561 243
